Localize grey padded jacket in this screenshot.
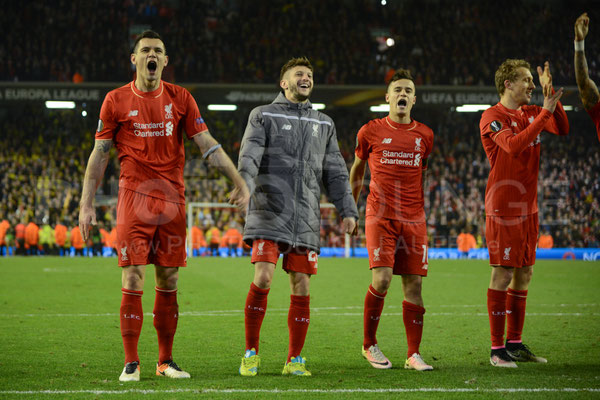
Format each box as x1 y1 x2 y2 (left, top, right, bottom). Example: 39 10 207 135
238 93 358 253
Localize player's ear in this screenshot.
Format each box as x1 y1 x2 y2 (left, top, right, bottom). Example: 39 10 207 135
280 79 288 91
164 55 169 67
504 79 512 92
412 95 417 106
130 53 136 66
385 92 390 103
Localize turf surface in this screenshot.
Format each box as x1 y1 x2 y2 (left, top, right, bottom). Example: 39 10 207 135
0 257 598 399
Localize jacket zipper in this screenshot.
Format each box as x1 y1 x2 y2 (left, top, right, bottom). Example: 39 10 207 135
291 106 307 247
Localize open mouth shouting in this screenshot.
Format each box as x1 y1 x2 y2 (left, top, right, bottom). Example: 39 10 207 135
397 98 408 110
147 60 157 75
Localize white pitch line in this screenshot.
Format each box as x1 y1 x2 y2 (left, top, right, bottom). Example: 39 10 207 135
2 303 596 318
1 388 599 395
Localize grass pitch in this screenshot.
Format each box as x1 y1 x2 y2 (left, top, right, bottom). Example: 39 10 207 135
0 256 598 399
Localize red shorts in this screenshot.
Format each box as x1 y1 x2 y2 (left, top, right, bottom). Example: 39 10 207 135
116 188 186 267
365 217 428 276
486 213 538 268
251 240 318 275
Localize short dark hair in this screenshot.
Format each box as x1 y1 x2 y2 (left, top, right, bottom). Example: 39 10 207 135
495 59 531 96
132 30 166 54
387 68 413 89
280 57 313 82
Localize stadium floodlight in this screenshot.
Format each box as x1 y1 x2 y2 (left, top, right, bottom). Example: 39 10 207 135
563 105 573 111
370 104 390 112
456 104 491 112
81 110 88 117
312 103 326 110
386 37 395 47
45 101 76 109
207 104 237 111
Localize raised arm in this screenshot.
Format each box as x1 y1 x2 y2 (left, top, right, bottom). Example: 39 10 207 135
193 130 249 214
79 139 112 241
574 12 600 110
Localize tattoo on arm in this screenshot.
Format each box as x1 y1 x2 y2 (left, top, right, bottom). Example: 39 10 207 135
575 51 600 108
95 140 112 153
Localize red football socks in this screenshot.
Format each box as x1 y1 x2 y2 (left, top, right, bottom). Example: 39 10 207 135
244 283 270 352
153 287 178 364
487 288 507 348
287 295 310 362
403 300 425 357
506 288 528 343
120 288 143 364
363 284 387 349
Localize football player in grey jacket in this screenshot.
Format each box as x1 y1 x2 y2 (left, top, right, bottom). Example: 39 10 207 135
238 57 358 376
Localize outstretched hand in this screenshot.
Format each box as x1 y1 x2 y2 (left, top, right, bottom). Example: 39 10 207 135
78 205 97 242
575 12 589 41
542 84 564 113
537 61 552 89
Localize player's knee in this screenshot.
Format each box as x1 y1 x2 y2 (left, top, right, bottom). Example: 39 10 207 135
123 271 144 290
373 277 392 293
254 272 272 289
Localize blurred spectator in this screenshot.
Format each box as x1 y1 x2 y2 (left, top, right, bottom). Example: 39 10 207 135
0 219 9 256
1 1 598 86
457 229 477 257
71 225 84 256
54 221 68 256
24 220 39 256
39 222 55 255
206 225 221 256
538 229 554 249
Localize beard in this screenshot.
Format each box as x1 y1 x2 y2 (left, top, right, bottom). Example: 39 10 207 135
289 83 312 102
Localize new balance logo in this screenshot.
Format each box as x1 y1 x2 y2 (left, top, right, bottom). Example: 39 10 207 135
282 124 292 130
503 247 511 261
121 246 128 261
128 110 138 117
511 121 518 127
528 116 534 124
382 138 392 144
257 241 265 256
422 264 428 270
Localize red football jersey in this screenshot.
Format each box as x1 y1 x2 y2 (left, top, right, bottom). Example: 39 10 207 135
480 102 569 217
355 117 434 222
587 100 600 142
96 81 207 204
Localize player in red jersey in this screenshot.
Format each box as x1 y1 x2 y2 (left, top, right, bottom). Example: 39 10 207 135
350 69 434 371
574 12 600 141
78 30 249 382
480 59 568 368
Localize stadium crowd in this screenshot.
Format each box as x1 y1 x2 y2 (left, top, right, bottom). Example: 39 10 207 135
1 103 598 256
1 0 598 86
